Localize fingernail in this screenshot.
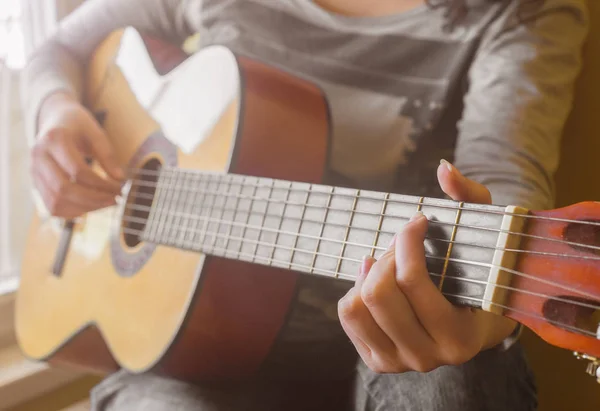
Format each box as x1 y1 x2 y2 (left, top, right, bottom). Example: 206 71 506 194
440 159 453 173
360 255 369 275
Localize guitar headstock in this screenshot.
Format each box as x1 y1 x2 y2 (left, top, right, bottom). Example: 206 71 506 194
504 201 600 382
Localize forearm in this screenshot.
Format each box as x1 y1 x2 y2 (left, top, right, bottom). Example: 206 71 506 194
21 0 194 144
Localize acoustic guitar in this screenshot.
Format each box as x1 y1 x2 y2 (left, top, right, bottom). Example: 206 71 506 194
16 28 600 383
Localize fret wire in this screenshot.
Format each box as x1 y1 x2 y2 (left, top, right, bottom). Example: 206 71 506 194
195 174 210 247
125 225 600 337
335 189 360 279
133 183 506 241
236 176 258 260
128 197 475 249
208 175 231 254
133 174 508 219
417 196 424 212
179 170 195 247
201 175 221 249
289 184 311 270
156 170 175 243
440 201 464 292
142 172 161 240
129 200 508 260
268 181 292 266
310 186 334 274
371 192 390 258
251 179 274 264
121 215 600 305
191 174 208 249
223 175 243 256
171 170 186 246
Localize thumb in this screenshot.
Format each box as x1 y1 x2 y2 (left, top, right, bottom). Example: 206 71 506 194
437 159 491 204
80 112 125 181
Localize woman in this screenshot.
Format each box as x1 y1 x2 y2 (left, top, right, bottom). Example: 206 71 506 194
22 0 588 409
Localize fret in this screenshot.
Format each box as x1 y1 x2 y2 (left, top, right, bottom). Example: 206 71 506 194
144 171 163 241
288 183 311 270
140 170 514 311
250 179 274 264
178 170 195 247
335 189 360 278
437 202 505 309
193 171 207 247
439 201 464 292
170 169 185 246
201 175 221 249
370 192 389 258
207 176 229 253
156 169 176 244
236 176 259 262
268 180 292 266
223 175 243 259
309 186 334 274
417 196 424 212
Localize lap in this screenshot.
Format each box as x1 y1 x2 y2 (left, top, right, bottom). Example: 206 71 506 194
353 342 538 411
91 343 537 411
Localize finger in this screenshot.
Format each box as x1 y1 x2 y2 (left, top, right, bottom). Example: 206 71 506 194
33 168 86 219
437 159 491 204
360 245 437 368
80 113 125 181
355 255 377 288
338 287 396 367
46 131 122 194
36 152 117 215
394 212 472 345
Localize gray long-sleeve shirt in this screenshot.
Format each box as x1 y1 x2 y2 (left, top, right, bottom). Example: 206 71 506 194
20 0 589 379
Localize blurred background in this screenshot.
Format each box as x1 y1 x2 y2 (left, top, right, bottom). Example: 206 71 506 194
0 0 599 410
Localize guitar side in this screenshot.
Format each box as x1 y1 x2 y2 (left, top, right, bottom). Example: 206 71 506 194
15 29 331 381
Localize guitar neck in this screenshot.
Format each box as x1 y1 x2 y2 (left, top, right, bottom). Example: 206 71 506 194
138 168 528 310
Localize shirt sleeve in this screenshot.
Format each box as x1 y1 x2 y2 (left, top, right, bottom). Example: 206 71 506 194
454 0 589 210
20 0 196 145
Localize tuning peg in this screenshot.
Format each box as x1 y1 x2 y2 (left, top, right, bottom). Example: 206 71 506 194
574 352 600 383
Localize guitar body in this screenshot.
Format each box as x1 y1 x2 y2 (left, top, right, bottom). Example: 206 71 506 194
16 29 331 380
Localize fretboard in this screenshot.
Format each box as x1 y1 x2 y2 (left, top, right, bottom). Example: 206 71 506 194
141 169 517 309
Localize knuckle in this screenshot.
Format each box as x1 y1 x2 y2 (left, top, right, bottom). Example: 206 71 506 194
369 354 403 374
44 128 65 143
440 345 472 366
337 292 363 322
412 358 437 373
47 197 61 216
395 264 423 290
360 280 389 309
56 179 71 197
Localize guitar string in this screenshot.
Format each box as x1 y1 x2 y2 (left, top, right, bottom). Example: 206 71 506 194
117 222 600 311
124 198 600 263
106 208 600 304
117 222 600 339
124 166 600 228
121 179 600 254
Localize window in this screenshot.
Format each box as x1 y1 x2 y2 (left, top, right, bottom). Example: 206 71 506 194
0 0 28 294
0 0 26 69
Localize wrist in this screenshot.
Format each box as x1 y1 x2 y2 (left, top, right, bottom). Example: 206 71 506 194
37 91 77 132
477 311 519 351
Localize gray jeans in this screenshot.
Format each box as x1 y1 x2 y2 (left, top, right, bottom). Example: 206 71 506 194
90 342 537 410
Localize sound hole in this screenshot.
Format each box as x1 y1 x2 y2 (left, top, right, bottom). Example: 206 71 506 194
122 158 161 248
563 219 600 256
542 296 600 338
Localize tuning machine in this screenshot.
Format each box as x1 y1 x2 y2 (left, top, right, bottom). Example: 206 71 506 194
574 352 600 383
